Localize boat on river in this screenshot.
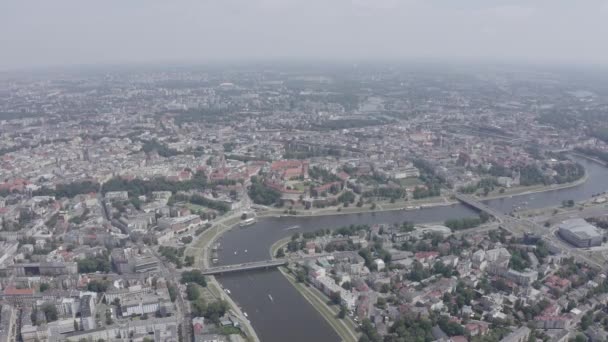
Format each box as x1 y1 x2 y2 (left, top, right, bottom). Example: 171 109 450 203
240 218 257 227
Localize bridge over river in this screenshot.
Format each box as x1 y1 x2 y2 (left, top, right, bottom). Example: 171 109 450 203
455 193 603 269
201 259 288 275
202 253 333 275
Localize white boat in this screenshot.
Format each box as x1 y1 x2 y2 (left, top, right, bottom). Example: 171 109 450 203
284 225 300 231
243 312 248 318
240 218 257 227
268 294 274 302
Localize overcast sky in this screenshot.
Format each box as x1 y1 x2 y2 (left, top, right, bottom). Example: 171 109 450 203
2 0 608 70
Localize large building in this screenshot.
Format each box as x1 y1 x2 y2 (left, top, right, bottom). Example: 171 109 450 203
506 269 538 286
79 295 96 331
1 288 39 305
60 316 178 342
558 218 603 248
270 160 309 180
7 261 77 277
157 215 202 234
121 294 163 317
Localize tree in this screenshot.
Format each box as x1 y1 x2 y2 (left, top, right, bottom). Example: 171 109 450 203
338 305 346 319
181 270 207 287
191 299 229 324
77 255 111 273
41 303 58 322
329 291 341 305
168 285 177 302
276 248 285 258
186 283 200 301
562 199 575 208
376 297 387 309
581 311 593 330
105 309 113 325
295 270 306 283
567 300 576 312
184 255 195 267
30 306 38 325
248 176 281 205
337 191 356 204
40 283 50 292
87 280 109 293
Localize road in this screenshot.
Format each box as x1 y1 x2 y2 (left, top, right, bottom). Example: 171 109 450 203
201 252 339 275
456 194 606 270
147 245 192 342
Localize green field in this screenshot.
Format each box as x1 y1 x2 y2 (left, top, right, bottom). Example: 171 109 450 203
398 177 424 187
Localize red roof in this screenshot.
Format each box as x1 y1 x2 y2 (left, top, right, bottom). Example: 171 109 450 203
337 172 350 181
451 336 468 342
271 160 304 171
4 288 34 296
415 251 439 260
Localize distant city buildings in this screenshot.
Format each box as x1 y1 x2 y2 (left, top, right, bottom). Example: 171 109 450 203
0 65 608 342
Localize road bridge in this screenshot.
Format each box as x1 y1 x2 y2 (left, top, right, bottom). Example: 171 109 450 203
455 193 604 269
454 193 507 222
201 259 288 275
202 253 337 275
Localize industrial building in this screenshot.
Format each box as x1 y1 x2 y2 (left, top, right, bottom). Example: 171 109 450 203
558 218 603 248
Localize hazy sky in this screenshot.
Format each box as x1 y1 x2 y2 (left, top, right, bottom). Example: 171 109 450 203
2 0 608 70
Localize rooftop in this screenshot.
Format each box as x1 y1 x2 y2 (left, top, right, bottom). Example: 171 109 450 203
559 218 602 239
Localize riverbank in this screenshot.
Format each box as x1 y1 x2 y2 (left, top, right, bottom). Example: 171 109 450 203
477 171 589 201
252 172 589 220
570 152 608 166
256 198 456 219
269 237 291 258
205 154 608 342
207 276 259 342
184 212 261 342
279 267 359 342
270 235 361 342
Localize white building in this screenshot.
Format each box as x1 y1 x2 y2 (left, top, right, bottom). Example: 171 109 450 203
105 191 129 201
373 259 385 271
558 218 603 248
121 295 162 317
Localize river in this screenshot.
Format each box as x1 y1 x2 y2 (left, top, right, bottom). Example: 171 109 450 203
215 156 608 342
